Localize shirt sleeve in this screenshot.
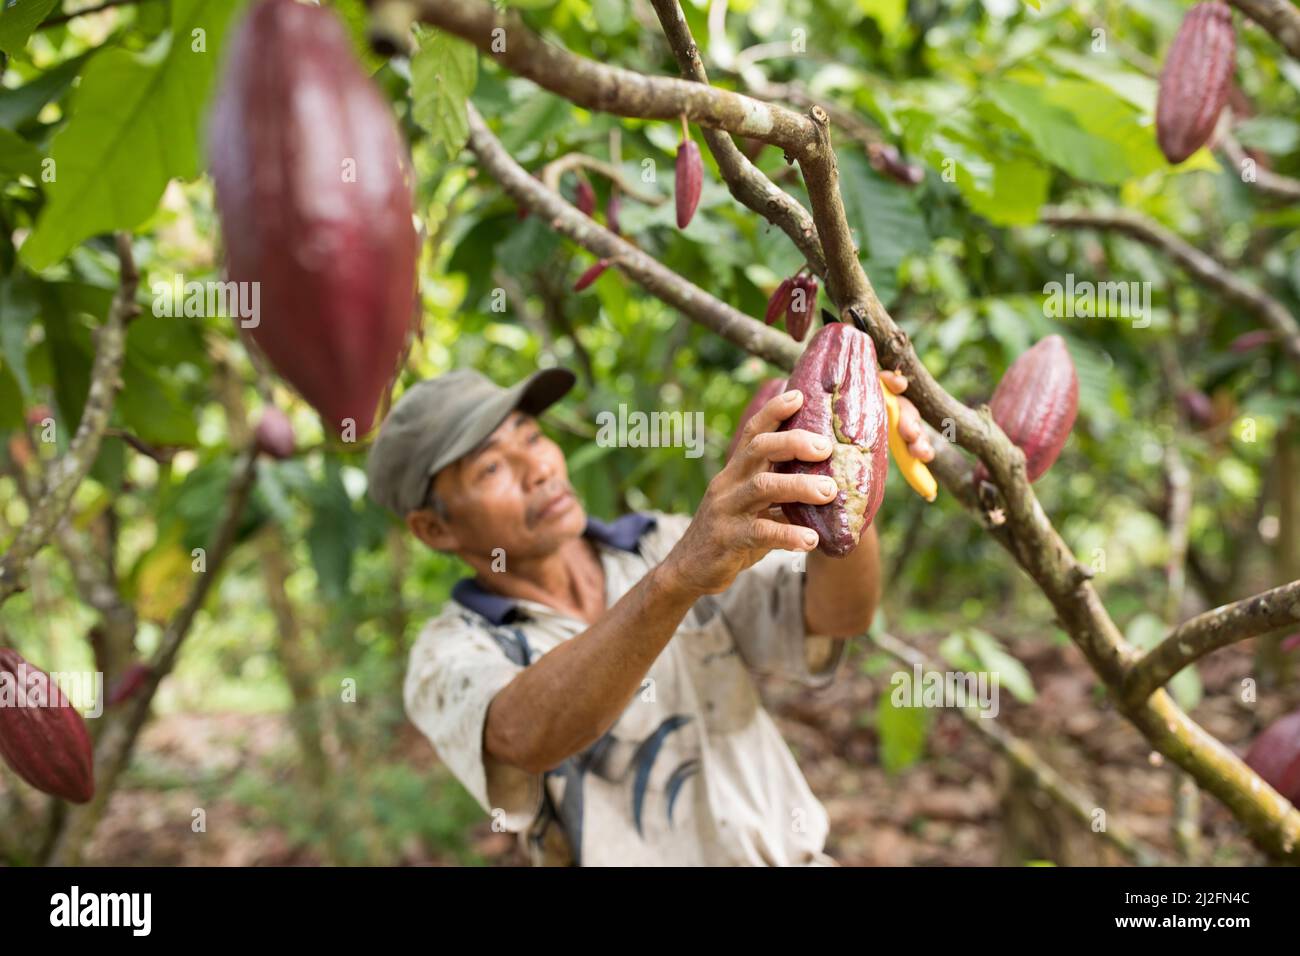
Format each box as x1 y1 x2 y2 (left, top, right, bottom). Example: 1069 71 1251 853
403 615 545 832
644 511 845 688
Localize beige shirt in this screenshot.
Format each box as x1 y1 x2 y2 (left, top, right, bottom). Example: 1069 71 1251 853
402 511 846 866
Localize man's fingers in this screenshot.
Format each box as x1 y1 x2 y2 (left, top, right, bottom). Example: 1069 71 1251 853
880 370 908 395
737 470 837 512
749 517 819 552
738 389 802 445
740 428 832 469
909 435 935 463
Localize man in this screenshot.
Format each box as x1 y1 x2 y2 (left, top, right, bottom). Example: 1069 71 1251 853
367 364 933 866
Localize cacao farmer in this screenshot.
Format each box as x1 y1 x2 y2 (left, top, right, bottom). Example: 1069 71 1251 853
367 365 933 866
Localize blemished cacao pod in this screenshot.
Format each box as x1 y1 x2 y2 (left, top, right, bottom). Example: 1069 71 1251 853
574 259 611 292
105 663 153 709
207 0 418 436
1155 1 1236 164
0 649 94 803
786 275 817 342
974 335 1078 486
726 378 788 460
764 278 795 327
776 323 888 556
675 138 703 229
254 407 296 460
1244 708 1300 805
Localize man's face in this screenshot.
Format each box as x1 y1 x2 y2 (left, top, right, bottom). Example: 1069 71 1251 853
410 411 586 560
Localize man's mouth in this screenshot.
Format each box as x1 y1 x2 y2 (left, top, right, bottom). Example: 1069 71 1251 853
535 489 575 522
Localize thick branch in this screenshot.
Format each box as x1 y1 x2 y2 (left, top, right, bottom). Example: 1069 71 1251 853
1229 0 1300 59
408 0 814 148
1125 580 1300 705
1041 206 1300 367
0 234 137 606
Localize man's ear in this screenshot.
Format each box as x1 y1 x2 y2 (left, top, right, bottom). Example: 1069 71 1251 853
406 508 458 552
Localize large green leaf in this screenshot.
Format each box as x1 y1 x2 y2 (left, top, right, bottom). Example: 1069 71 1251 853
0 53 87 130
412 29 477 161
19 0 246 270
876 691 930 774
0 0 58 56
0 270 40 398
0 126 41 178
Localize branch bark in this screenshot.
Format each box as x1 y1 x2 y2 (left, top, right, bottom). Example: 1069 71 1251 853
0 233 137 606
1040 205 1300 367
1229 0 1300 59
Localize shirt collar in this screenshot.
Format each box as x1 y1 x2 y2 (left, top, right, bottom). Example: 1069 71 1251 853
451 512 657 626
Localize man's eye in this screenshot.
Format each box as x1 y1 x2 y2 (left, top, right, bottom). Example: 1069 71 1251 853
480 462 499 478
527 431 542 444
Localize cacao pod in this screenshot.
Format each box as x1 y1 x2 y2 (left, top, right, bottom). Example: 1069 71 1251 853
105 662 153 709
675 138 703 229
764 278 795 327
0 649 95 803
726 377 788 461
1155 1 1236 164
574 259 611 292
1244 708 1300 805
776 323 888 556
606 191 622 235
974 335 1078 486
575 175 596 217
869 143 924 186
254 407 296 459
1177 388 1214 429
786 275 817 342
207 0 418 436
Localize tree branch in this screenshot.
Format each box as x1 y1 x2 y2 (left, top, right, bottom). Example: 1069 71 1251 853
1125 580 1300 705
538 154 663 206
0 233 137 606
1217 133 1300 202
1229 0 1300 59
1040 205 1300 367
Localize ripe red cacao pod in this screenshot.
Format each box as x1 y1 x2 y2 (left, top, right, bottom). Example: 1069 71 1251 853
574 259 611 292
1155 1 1236 164
974 335 1079 486
776 323 888 556
764 278 795 327
726 378 788 460
675 138 703 229
0 649 94 803
207 0 418 437
1244 708 1300 805
575 175 596 217
786 275 817 342
105 662 153 709
254 407 296 459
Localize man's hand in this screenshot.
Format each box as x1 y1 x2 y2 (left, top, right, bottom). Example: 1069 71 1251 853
880 370 935 464
660 388 837 598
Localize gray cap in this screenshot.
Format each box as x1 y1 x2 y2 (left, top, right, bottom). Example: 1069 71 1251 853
367 367 576 516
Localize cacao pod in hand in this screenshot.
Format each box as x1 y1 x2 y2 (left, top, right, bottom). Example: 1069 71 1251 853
675 137 703 229
0 649 94 803
254 407 296 459
974 335 1078 486
726 377 787 460
1155 1 1236 164
208 0 418 436
776 323 888 556
1244 708 1300 805
786 275 817 342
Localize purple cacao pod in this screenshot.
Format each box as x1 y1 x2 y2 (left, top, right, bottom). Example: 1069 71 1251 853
1244 708 1300 805
254 407 296 459
0 649 95 803
675 138 703 229
1156 2 1236 164
776 323 888 556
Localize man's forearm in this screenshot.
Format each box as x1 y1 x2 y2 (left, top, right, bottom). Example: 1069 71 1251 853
804 525 882 637
484 562 699 774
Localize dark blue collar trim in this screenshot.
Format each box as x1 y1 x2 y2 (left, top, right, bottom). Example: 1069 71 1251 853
451 512 657 626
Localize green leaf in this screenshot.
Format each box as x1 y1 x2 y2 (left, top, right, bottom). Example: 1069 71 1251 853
985 75 1165 185
0 53 88 131
39 308 92 433
1234 117 1300 155
307 460 358 599
0 270 40 397
0 0 59 56
856 0 906 37
592 0 627 34
0 362 22 429
19 0 247 270
876 692 930 773
329 0 387 75
0 126 42 178
963 627 1036 705
1169 664 1203 712
838 151 928 299
412 29 477 160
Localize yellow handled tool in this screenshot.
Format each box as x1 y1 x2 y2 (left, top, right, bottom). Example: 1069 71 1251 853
880 376 938 502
